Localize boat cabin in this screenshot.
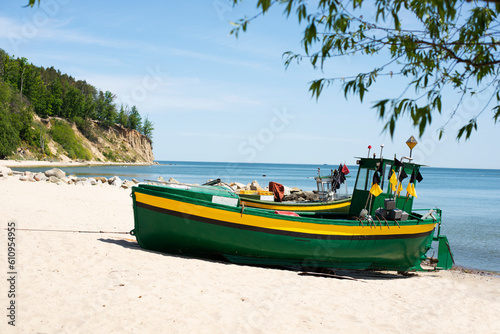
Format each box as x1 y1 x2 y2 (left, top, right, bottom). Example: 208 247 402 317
348 157 423 219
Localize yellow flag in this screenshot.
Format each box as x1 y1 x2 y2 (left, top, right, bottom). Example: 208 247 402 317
397 182 403 195
369 183 383 197
410 183 417 198
389 171 398 192
406 182 417 198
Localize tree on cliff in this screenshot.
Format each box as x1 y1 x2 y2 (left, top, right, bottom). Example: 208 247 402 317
96 91 117 127
142 116 154 140
231 0 500 140
127 106 142 131
117 105 129 128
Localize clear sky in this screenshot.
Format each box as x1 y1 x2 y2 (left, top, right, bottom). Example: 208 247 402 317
1 1 498 168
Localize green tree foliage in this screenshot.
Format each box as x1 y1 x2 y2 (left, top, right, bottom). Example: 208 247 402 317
127 105 142 131
141 116 155 140
97 91 117 127
117 104 129 127
48 78 63 117
0 108 20 158
0 82 21 158
0 77 35 157
232 0 500 140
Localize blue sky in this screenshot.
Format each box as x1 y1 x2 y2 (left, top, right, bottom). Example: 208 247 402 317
1 1 499 168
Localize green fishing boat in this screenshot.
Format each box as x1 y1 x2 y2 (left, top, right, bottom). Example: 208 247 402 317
131 145 454 272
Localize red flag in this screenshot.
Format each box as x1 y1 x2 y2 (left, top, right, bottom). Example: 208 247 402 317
342 164 350 175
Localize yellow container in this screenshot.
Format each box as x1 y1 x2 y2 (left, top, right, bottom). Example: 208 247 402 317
257 191 273 196
238 190 256 195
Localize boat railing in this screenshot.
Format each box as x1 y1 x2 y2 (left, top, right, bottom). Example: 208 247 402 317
143 179 239 198
409 208 442 222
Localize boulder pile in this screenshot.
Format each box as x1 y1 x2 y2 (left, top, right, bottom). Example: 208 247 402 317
1 167 314 199
0 167 140 189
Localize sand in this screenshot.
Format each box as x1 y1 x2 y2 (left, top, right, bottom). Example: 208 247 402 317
1 162 499 333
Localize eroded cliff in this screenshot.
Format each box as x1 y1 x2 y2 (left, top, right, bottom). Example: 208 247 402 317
14 116 155 164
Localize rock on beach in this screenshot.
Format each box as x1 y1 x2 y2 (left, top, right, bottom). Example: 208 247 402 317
0 166 13 177
44 168 66 179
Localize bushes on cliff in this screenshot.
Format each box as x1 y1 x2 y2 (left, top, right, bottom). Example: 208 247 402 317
49 120 91 160
73 116 98 143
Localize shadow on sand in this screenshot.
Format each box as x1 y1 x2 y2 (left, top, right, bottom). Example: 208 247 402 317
98 237 427 281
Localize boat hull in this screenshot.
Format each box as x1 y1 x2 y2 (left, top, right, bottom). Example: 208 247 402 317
132 185 437 271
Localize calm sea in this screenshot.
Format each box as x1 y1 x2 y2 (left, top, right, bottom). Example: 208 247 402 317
17 161 500 273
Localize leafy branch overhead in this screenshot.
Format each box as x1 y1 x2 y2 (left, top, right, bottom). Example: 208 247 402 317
26 0 39 7
231 0 500 140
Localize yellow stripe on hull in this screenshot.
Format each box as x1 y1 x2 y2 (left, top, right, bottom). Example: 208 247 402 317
135 193 435 237
240 199 350 211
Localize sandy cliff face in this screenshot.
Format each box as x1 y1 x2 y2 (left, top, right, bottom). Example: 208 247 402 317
110 125 155 163
70 121 155 163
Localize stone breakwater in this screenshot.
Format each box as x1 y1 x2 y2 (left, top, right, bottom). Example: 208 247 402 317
0 165 319 201
0 166 139 189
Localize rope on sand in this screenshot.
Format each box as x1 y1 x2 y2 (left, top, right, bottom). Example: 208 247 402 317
4 228 131 234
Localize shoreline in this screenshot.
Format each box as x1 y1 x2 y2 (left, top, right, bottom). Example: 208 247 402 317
450 265 500 277
0 158 154 169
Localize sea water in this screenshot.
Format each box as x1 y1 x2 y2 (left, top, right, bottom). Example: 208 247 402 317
16 161 500 273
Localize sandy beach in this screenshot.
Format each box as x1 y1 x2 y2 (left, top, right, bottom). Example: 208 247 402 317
1 162 499 333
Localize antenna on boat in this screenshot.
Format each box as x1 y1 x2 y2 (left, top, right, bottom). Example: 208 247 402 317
406 136 418 158
367 145 372 158
380 144 385 159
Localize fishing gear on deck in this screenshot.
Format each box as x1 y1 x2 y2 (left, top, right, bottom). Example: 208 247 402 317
203 178 222 186
330 163 349 193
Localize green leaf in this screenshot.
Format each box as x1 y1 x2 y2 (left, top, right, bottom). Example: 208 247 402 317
257 0 272 13
372 99 389 118
493 105 500 123
456 119 478 140
359 82 365 102
438 128 444 140
309 79 325 100
389 118 395 137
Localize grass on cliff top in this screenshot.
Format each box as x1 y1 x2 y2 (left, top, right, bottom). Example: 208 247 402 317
49 120 92 160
